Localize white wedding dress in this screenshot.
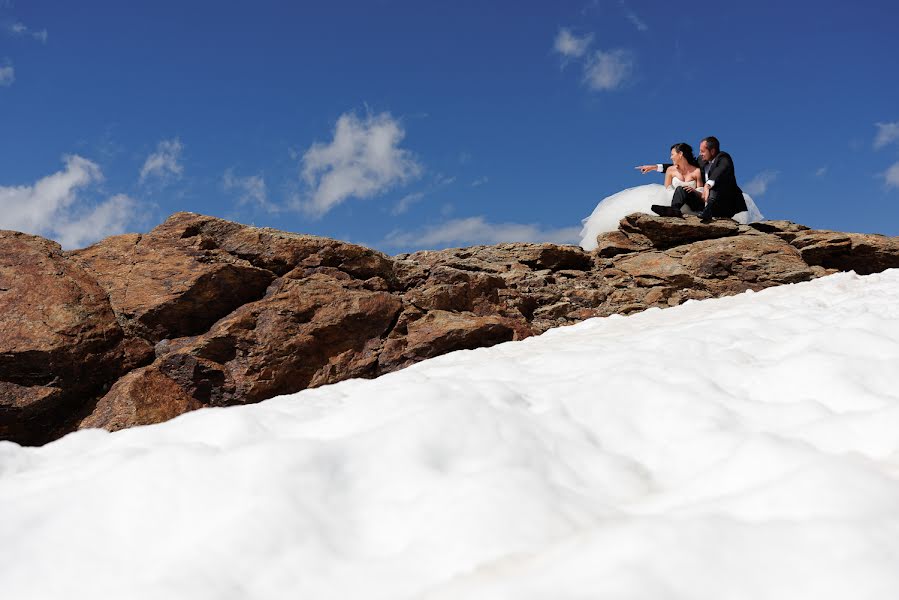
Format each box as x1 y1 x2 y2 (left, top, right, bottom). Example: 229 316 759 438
578 177 765 251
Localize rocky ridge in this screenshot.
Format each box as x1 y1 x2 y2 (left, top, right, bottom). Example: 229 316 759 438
2 212 898 445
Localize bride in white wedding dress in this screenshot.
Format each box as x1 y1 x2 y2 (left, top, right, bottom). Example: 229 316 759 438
579 143 764 251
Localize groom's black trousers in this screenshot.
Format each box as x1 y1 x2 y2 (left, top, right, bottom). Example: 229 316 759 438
670 186 706 213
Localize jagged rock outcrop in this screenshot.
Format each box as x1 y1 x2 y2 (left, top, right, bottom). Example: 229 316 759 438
2 211 898 444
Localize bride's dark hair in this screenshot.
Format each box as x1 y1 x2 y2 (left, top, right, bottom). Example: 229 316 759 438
671 142 700 168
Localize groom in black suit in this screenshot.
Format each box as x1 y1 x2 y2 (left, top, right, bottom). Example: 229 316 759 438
640 136 748 220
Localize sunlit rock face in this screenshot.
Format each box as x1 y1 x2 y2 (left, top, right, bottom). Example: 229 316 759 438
2 211 898 444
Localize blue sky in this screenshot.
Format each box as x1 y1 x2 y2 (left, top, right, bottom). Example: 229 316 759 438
2 0 898 251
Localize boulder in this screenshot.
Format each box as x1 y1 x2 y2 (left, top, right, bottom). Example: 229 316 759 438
789 230 899 275
0 231 125 444
380 310 519 370
70 225 276 343
620 213 740 248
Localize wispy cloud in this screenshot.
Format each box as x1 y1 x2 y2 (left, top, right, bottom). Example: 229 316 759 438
874 121 899 149
299 111 422 217
471 176 489 187
0 62 13 86
744 170 779 196
223 169 274 212
815 166 828 177
583 49 636 91
139 138 184 185
383 216 581 250
553 28 593 60
8 22 48 43
884 162 899 189
0 155 138 249
391 192 425 215
620 1 648 31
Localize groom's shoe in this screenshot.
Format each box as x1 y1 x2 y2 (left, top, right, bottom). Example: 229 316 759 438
650 205 682 218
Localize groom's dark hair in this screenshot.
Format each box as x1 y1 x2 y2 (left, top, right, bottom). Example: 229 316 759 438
702 136 720 152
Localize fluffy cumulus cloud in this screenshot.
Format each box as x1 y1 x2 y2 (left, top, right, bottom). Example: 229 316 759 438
553 28 593 59
223 169 272 211
0 62 13 86
744 170 779 196
874 121 899 149
383 216 581 250
0 155 138 249
139 138 184 184
884 162 899 189
583 49 635 91
300 111 422 217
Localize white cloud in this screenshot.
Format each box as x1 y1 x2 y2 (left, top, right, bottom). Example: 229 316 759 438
815 166 828 177
300 111 422 217
471 176 489 187
0 155 138 249
391 192 425 216
8 22 48 43
223 169 273 211
553 28 593 59
383 216 581 250
884 162 899 189
0 63 13 86
874 121 899 149
53 194 136 249
621 1 649 31
744 170 779 196
583 49 635 91
139 138 184 184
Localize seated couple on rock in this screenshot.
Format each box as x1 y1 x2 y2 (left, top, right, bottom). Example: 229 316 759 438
578 136 763 251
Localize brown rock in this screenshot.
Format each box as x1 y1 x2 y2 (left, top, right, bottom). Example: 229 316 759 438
380 310 519 370
679 233 815 293
79 367 202 432
405 266 506 313
620 213 740 248
594 229 652 257
70 224 276 343
6 209 899 443
614 251 695 287
790 230 899 275
162 212 398 282
1 231 125 444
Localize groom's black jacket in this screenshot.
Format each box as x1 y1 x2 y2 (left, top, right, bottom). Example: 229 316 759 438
664 151 748 217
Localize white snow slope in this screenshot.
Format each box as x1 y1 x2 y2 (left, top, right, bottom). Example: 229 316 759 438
3 270 899 600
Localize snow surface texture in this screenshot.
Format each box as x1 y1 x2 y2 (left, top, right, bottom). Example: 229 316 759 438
3 270 899 599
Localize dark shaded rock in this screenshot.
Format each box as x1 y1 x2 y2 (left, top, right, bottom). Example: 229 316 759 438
0 231 126 445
